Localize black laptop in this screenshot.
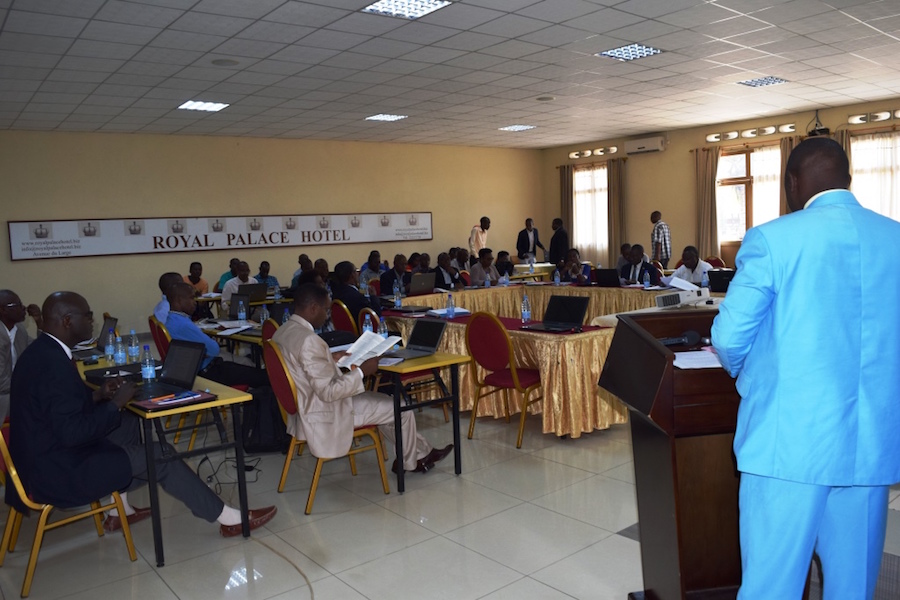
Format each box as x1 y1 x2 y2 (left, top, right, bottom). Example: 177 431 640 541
386 318 447 359
708 269 736 293
594 268 622 288
132 339 207 402
227 293 251 319
237 282 268 303
521 295 590 333
72 314 118 360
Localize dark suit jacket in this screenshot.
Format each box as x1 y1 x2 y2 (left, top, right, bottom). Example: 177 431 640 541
431 266 462 289
620 261 661 285
548 227 569 266
516 228 544 259
331 281 381 322
380 269 411 295
7 334 130 509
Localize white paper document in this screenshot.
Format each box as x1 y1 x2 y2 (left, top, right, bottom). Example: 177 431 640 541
218 325 254 336
673 350 723 370
335 331 402 368
665 276 699 291
425 307 471 318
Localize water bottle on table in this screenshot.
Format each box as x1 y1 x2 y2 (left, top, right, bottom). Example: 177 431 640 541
282 308 290 324
363 313 373 334
127 329 140 363
393 280 402 309
521 292 531 323
114 335 127 366
378 317 389 340
553 270 561 286
141 345 156 383
447 293 455 319
701 270 709 288
104 328 116 363
484 276 491 289
259 304 270 323
643 271 651 288
237 299 247 321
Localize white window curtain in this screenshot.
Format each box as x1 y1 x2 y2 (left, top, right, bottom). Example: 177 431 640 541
750 145 781 227
850 132 900 221
573 165 609 267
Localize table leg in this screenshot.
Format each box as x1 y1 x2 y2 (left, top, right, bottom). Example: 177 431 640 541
451 363 461 475
393 372 405 493
231 404 250 537
143 418 165 567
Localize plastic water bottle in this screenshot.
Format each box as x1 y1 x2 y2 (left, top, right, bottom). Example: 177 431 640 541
273 287 282 300
282 308 290 324
141 345 156 383
127 329 140 363
484 276 491 288
104 328 116 363
643 271 651 288
553 270 561 286
701 270 709 288
447 293 455 319
259 304 270 323
237 299 247 321
500 274 508 287
363 313 373 334
521 292 531 323
114 335 127 366
529 256 535 274
378 317 389 340
393 280 401 308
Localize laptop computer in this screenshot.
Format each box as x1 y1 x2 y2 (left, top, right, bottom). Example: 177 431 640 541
594 268 622 288
708 269 736 293
228 293 251 319
386 318 447 359
521 295 590 333
238 282 268 303
72 314 118 360
132 339 207 403
408 272 436 297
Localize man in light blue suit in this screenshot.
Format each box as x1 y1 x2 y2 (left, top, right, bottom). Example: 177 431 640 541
712 137 900 599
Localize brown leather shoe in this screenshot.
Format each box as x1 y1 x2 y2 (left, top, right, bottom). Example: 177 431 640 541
103 506 152 532
421 444 453 470
220 506 277 538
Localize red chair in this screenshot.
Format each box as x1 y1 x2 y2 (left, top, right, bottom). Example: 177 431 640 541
367 279 381 296
261 318 280 341
263 340 389 513
465 312 542 448
706 256 726 268
675 258 684 269
459 270 471 286
147 315 171 360
330 300 358 336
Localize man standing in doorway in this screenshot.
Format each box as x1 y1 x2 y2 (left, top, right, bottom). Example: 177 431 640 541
650 211 671 268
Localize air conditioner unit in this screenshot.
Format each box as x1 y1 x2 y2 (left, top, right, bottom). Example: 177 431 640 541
624 136 666 155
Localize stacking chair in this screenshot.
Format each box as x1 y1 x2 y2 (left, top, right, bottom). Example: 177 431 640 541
459 270 471 286
465 312 543 449
261 317 280 341
330 300 358 337
0 430 136 598
705 256 726 268
650 259 664 274
147 315 171 360
263 340 390 514
368 279 381 296
357 307 379 335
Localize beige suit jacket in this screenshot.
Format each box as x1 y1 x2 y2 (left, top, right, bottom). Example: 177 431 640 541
270 314 364 459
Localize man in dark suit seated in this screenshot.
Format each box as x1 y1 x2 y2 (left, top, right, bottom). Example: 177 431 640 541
380 253 411 296
8 291 276 536
331 261 382 323
619 243 661 285
432 252 464 290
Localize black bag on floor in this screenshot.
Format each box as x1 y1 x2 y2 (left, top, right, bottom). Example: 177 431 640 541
242 386 291 454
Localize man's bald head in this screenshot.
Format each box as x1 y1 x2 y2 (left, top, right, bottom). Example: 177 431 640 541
42 291 94 346
784 137 851 212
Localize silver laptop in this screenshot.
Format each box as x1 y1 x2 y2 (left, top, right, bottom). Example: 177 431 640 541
386 318 447 359
408 272 436 297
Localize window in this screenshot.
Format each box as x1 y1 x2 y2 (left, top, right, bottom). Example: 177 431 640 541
715 146 781 242
573 164 609 266
850 131 900 221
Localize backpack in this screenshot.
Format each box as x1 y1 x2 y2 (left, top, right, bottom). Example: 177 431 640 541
241 386 291 454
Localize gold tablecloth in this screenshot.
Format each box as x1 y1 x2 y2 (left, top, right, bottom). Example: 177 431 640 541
402 285 665 323
386 316 627 439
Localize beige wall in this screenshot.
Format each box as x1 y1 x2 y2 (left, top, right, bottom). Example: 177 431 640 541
542 98 899 267
0 131 544 332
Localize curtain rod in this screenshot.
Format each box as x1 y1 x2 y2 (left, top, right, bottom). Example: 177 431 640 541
556 157 627 169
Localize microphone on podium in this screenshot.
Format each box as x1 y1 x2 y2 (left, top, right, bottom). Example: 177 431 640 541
657 330 702 347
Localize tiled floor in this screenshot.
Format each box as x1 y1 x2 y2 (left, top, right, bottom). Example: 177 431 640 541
0 408 898 600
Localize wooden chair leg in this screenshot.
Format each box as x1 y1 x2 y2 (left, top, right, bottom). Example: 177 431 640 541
348 455 358 476
90 500 104 536
277 438 299 493
112 492 138 562
305 458 326 515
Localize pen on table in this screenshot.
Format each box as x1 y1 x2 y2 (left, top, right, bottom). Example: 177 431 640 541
150 394 175 403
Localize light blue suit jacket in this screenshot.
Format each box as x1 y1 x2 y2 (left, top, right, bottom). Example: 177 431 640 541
712 189 900 486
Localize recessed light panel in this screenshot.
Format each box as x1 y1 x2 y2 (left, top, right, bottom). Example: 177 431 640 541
177 101 229 112
362 0 450 19
366 114 408 121
597 43 661 62
737 76 787 88
498 125 535 132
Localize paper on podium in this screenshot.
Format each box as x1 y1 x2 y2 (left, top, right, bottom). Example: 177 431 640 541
673 349 723 369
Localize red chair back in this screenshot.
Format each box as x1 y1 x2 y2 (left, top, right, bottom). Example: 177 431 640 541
459 270 471 286
148 315 171 360
263 340 298 422
466 312 512 372
262 318 280 341
358 307 379 335
706 256 726 268
331 300 358 336
368 279 381 296
675 258 684 268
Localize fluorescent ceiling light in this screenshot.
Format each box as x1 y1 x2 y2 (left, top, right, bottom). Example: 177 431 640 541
597 43 661 62
365 113 408 121
498 125 535 132
177 101 229 112
737 76 787 88
362 0 450 20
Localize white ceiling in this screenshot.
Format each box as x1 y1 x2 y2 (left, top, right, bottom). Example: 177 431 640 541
2 0 900 149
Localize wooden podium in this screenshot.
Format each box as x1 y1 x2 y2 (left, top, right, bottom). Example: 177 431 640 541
599 309 741 600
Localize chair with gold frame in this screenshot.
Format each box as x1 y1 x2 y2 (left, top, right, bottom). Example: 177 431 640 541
330 300 358 337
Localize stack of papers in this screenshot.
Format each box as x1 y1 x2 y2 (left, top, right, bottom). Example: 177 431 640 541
673 350 723 369
335 331 402 369
426 307 471 318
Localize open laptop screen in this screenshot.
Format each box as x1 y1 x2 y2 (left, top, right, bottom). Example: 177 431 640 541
158 340 206 387
407 318 447 350
543 295 590 326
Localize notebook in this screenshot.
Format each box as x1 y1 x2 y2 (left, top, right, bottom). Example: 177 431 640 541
521 295 590 333
237 282 268 303
131 339 209 406
593 268 622 288
72 314 119 360
386 318 447 359
408 272 436 296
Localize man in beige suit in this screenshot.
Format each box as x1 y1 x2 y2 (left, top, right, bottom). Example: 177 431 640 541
271 284 452 473
0 289 42 422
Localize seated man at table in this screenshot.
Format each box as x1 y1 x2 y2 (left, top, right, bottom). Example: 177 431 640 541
255 261 280 290
671 246 713 285
215 258 240 293
469 248 500 287
332 260 382 323
432 252 464 290
620 243 661 285
166 283 270 389
8 291 276 537
495 251 515 278
184 262 209 296
615 243 632 274
153 271 183 323
450 248 469 271
561 248 590 284
221 261 257 311
272 284 452 473
359 250 387 293
380 254 411 296
290 254 314 288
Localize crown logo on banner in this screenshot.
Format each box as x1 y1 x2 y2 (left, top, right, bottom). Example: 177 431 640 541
284 217 296 230
408 214 418 225
128 221 142 234
380 215 390 227
249 218 261 231
171 220 184 233
318 216 330 229
82 222 97 236
211 219 224 232
34 224 49 238
350 216 360 227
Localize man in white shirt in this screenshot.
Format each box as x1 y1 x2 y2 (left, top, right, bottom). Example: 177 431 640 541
221 261 257 310
671 246 713 285
468 217 490 266
469 248 500 287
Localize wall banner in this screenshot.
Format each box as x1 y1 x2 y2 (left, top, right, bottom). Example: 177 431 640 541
8 213 433 261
